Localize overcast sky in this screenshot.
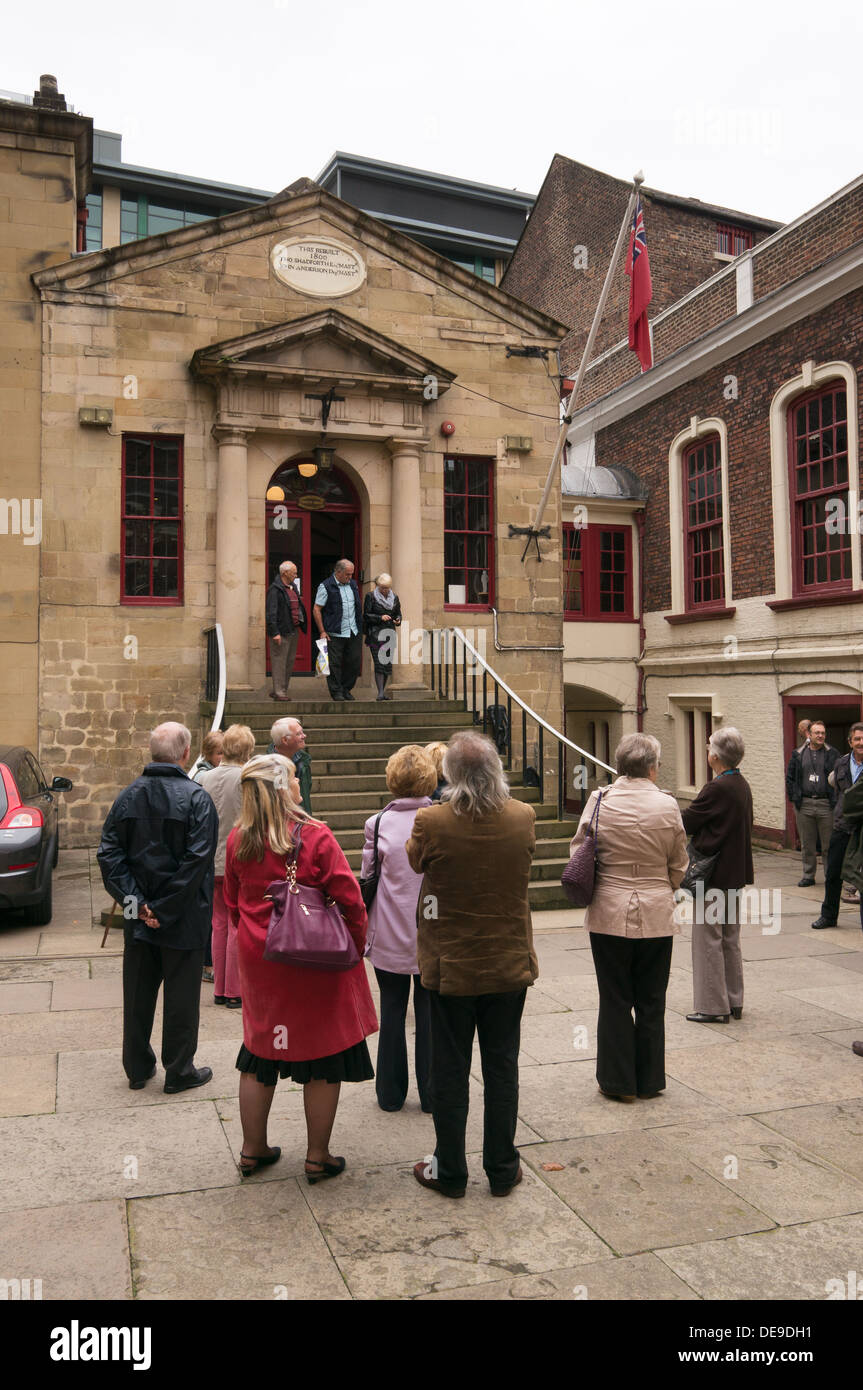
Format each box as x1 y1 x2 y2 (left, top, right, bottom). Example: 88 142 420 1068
6 0 862 224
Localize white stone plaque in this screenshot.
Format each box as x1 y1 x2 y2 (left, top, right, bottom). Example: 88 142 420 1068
271 237 366 297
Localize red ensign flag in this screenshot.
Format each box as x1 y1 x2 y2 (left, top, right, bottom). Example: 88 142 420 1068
625 193 653 370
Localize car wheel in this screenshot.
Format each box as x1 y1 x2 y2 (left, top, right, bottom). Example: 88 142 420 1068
24 873 53 926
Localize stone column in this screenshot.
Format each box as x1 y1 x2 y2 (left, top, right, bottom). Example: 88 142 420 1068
213 426 251 689
388 437 427 689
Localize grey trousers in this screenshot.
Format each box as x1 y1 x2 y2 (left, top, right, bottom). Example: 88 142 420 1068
691 889 744 1016
270 631 298 697
795 798 834 879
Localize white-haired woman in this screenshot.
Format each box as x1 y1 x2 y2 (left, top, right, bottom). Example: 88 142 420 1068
223 755 378 1180
682 727 754 1024
198 724 256 1008
363 573 402 700
571 733 688 1103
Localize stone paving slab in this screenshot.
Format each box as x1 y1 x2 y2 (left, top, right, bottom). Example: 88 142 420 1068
0 1007 125 1056
656 1213 863 1300
129 1182 350 1300
89 952 124 977
0 1199 132 1301
521 1131 773 1254
664 1035 863 1113
738 932 858 960
0 958 89 984
51 977 124 1011
829 952 863 973
37 932 121 958
0 1052 56 1118
781 981 863 1024
0 981 52 1014
743 956 863 991
417 1251 698 1300
753 1099 863 1182
56 1038 244 1112
651 1116 863 1226
0 929 39 958
816 1028 863 1055
304 1162 609 1299
0 1101 238 1211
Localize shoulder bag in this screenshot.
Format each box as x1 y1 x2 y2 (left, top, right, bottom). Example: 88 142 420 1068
561 790 603 908
263 825 360 972
680 841 720 895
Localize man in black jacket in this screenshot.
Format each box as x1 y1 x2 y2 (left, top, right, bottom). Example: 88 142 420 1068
265 561 307 700
811 722 863 929
98 722 219 1093
785 720 838 886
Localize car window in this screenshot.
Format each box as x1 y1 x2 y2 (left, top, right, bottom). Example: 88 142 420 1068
26 754 48 792
15 756 40 803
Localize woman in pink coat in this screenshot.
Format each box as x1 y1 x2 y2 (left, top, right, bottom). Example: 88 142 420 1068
223 754 378 1180
361 745 436 1111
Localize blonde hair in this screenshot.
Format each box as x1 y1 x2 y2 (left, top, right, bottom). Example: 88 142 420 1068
221 724 256 764
386 744 437 798
424 742 447 780
232 754 319 863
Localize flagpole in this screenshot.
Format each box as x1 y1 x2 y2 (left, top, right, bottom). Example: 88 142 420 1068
528 171 644 545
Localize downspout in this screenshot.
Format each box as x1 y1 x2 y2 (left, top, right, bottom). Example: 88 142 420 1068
636 509 646 731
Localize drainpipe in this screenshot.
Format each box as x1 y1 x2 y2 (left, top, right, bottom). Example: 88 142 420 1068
636 510 646 731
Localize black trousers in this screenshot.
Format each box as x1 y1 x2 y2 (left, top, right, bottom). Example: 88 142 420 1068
122 925 205 1085
428 987 526 1192
373 967 431 1110
326 633 362 698
589 932 673 1097
820 827 851 923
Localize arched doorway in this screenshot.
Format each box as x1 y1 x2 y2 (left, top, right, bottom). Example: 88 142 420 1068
265 458 361 676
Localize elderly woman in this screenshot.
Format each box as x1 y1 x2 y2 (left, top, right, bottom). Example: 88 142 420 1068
424 742 448 802
363 572 402 700
223 754 378 1180
682 726 754 1024
198 724 256 1008
192 729 223 782
362 745 437 1112
571 733 688 1102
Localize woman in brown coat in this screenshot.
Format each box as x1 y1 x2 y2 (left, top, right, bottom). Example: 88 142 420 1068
682 726 754 1024
571 732 688 1103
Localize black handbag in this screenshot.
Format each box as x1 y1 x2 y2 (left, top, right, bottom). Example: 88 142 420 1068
681 839 720 894
359 806 388 908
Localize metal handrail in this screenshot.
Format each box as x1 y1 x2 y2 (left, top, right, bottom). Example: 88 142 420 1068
192 624 227 779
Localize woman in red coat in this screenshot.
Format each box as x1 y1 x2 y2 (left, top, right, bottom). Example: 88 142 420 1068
223 754 378 1180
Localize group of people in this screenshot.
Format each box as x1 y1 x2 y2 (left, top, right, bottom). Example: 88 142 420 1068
786 716 863 933
265 557 403 703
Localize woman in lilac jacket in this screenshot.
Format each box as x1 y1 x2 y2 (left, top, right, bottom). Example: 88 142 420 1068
362 744 437 1112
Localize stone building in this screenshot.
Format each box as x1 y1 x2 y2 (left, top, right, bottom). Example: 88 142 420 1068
0 84 568 846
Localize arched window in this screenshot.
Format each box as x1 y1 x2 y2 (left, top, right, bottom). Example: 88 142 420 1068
683 433 725 609
787 383 850 594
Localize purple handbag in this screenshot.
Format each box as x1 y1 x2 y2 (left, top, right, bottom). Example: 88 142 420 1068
262 826 360 972
561 790 603 908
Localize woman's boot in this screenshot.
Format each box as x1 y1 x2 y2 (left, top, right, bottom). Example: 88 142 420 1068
375 670 387 701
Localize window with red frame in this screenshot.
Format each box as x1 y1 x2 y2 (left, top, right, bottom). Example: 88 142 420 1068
716 223 753 256
563 523 633 620
788 384 850 593
684 435 725 609
121 435 183 604
444 456 494 608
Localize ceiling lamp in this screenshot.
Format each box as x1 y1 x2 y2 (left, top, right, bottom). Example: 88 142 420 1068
266 485 285 502
297 459 318 478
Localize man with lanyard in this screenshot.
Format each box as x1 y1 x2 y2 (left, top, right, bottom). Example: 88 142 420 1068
785 719 838 887
812 721 863 928
313 558 363 703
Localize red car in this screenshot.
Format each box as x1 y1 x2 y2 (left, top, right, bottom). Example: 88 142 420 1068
0 747 73 925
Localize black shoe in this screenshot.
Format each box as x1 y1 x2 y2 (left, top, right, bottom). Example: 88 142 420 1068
811 916 838 929
213 995 227 1005
731 1007 743 1019
490 1166 523 1197
129 1066 156 1091
331 693 345 702
225 997 242 1009
164 1066 212 1094
686 1012 730 1023
343 692 355 701
305 1155 346 1185
239 1145 282 1177
798 877 815 887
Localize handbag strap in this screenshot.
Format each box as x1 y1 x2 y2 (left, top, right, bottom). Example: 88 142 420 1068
588 789 603 836
284 822 304 893
370 804 391 875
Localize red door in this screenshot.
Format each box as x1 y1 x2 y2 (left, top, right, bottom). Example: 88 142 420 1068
266 507 313 674
781 694 863 846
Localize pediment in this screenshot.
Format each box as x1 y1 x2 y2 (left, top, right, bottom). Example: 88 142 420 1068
190 309 454 397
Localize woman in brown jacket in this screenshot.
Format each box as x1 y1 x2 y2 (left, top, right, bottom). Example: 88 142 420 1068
406 731 537 1199
571 733 688 1103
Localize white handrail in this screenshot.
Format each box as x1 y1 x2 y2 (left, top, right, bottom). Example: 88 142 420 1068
190 624 227 780
444 626 616 776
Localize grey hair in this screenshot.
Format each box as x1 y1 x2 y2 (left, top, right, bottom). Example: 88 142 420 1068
441 731 510 816
270 716 302 747
709 726 745 769
334 558 353 575
279 560 296 574
150 721 192 764
615 732 661 779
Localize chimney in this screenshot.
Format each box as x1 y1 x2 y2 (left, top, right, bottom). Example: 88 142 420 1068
32 74 67 112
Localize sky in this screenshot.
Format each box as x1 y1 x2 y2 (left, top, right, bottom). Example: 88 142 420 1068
6 0 863 225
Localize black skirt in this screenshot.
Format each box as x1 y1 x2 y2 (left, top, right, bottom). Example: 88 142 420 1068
235 1039 374 1086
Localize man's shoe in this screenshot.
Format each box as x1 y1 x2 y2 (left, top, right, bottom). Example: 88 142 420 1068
731 1007 743 1019
343 691 355 701
164 1066 212 1094
811 916 838 929
852 1041 863 1057
599 1087 636 1102
686 1012 730 1023
412 1161 465 1198
841 887 860 903
490 1166 523 1197
638 1090 663 1099
331 693 345 702
797 878 816 887
129 1067 156 1091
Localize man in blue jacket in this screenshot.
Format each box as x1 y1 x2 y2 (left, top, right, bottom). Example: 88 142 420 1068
313 558 364 702
98 722 219 1093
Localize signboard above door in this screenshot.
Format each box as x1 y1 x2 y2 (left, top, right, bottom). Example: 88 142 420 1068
270 237 366 297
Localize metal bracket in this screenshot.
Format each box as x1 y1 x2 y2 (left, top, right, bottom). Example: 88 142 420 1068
508 523 550 562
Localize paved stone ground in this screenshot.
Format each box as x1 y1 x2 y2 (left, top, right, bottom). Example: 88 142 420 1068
0 848 861 1301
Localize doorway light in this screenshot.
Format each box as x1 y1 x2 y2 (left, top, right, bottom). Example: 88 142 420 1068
297 460 318 478
266 485 285 502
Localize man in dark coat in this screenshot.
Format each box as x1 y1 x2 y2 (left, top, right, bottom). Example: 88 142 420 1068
812 722 863 929
98 721 219 1093
269 716 312 814
312 558 363 702
785 719 839 886
265 560 307 700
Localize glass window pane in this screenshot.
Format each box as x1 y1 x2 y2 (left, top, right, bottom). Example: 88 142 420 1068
153 479 179 517
467 535 488 569
124 478 151 516
152 559 179 598
125 558 150 596
152 521 179 557
445 534 465 567
125 440 151 475
125 520 150 556
445 495 465 531
468 497 489 531
467 460 489 494
444 457 465 493
153 443 179 478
